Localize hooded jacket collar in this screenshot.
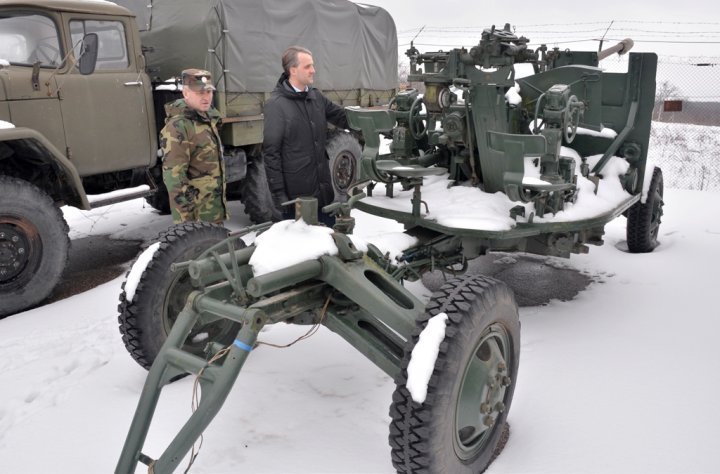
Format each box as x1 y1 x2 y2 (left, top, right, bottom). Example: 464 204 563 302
164 99 221 124
274 72 314 101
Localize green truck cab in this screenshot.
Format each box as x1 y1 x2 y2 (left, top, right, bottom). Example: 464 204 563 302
0 1 155 209
0 0 397 317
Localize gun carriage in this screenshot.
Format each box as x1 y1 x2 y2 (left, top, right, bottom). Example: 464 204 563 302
116 24 662 473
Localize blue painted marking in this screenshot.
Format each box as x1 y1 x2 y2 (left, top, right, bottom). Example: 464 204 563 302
233 340 253 352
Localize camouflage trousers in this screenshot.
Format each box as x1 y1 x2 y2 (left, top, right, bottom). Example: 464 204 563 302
166 175 227 224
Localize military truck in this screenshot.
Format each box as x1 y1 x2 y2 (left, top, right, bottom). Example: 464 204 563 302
0 0 397 317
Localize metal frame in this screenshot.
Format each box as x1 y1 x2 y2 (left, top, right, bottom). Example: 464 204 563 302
115 232 425 473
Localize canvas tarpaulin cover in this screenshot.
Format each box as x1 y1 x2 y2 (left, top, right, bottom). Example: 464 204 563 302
113 0 398 93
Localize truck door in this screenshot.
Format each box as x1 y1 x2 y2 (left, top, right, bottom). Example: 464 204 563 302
58 16 155 177
0 10 66 150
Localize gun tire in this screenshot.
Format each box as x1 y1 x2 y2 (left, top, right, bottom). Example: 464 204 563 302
326 131 362 202
117 222 239 370
389 274 520 473
627 166 663 253
0 176 69 318
238 157 280 223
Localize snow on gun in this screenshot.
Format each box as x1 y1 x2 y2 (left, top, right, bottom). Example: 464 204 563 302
346 23 664 263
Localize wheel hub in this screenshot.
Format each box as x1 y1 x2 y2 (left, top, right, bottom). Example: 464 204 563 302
455 324 512 460
161 250 237 357
0 224 32 283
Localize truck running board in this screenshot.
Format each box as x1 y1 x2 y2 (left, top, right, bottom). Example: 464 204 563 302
88 184 154 209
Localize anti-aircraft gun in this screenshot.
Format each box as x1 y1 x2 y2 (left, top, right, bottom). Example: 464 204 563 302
115 24 663 473
348 23 663 264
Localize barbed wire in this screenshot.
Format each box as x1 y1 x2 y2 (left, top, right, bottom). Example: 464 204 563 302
397 21 720 47
396 20 720 34
399 38 720 48
399 28 720 37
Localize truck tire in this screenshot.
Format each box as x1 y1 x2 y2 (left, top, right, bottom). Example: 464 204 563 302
326 132 362 202
0 176 69 318
117 222 239 370
627 167 664 253
144 166 171 215
238 157 280 223
389 274 520 473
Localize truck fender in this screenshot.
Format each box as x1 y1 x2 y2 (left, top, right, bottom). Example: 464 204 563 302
0 127 89 209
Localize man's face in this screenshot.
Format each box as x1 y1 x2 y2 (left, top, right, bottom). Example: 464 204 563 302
183 87 213 113
289 52 315 88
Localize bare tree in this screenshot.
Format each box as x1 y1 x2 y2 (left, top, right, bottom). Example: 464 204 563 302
656 80 681 101
398 60 410 90
653 80 682 121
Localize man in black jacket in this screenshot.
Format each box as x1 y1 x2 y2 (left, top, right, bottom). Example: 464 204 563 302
262 45 349 226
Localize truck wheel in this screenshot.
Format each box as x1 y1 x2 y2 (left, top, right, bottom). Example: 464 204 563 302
389 274 520 473
326 132 362 202
117 222 239 370
627 167 664 253
144 166 171 215
238 157 280 223
0 176 69 318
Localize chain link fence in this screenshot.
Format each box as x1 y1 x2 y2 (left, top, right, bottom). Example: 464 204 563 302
651 58 720 191
399 55 719 191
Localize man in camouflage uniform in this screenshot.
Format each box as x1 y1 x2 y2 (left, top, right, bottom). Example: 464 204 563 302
160 68 227 224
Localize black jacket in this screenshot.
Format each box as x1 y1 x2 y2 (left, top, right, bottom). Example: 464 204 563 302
262 73 349 207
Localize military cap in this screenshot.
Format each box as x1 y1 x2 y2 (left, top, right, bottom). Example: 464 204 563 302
182 68 216 91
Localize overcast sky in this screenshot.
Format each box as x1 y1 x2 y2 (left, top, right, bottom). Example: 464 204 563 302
361 0 720 58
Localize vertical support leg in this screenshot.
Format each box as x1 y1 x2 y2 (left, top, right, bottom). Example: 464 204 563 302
116 298 202 473
150 322 259 473
411 183 422 217
115 294 263 474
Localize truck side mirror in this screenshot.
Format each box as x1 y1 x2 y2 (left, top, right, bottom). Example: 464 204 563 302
78 33 98 75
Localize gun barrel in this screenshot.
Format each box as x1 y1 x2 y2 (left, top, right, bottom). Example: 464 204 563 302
598 38 634 61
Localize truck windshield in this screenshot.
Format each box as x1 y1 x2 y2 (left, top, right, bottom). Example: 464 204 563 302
0 13 63 68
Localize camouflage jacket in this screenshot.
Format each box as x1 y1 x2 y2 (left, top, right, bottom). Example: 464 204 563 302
160 99 227 223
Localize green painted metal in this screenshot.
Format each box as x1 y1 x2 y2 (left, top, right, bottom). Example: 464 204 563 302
356 194 639 240
0 127 87 208
116 293 264 473
116 218 426 473
345 23 657 259
454 322 513 459
220 116 264 147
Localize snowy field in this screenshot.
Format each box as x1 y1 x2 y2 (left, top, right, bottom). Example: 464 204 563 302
650 122 720 191
0 183 718 473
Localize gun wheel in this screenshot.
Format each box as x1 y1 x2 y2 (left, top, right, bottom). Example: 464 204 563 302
389 274 520 473
118 222 240 370
627 167 664 253
408 95 427 140
327 131 362 202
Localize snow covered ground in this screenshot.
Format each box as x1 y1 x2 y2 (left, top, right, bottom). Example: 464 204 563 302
0 185 718 473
